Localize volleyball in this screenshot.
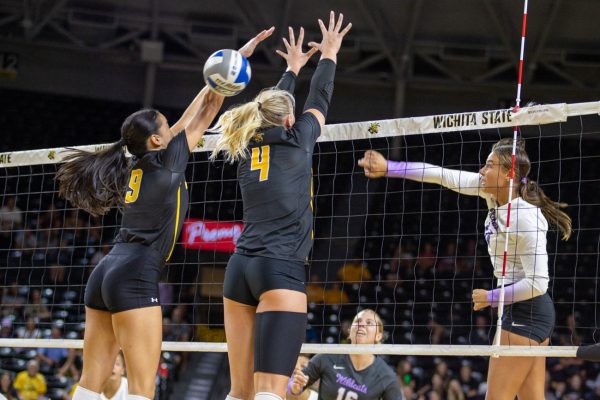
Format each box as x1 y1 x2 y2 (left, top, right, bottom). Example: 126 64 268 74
203 49 251 97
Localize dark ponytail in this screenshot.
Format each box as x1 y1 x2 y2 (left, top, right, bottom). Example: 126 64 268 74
520 179 572 240
57 109 160 216
492 138 572 240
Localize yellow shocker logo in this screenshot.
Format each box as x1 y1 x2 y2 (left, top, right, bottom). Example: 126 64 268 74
368 122 380 135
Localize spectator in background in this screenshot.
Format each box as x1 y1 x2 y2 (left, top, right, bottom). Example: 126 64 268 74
437 242 457 276
0 371 19 400
322 282 349 305
100 352 128 400
458 361 480 399
563 373 584 399
305 274 325 303
37 325 69 373
446 379 465 400
416 242 436 273
169 305 191 342
0 196 23 229
0 318 14 338
23 288 52 322
1 283 25 317
16 317 42 339
337 259 371 283
13 359 47 400
468 315 491 345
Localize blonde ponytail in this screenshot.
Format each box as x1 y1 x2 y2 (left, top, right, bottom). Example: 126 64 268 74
211 88 295 162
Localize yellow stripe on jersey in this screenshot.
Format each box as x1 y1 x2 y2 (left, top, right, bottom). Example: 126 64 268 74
166 185 181 262
310 169 314 239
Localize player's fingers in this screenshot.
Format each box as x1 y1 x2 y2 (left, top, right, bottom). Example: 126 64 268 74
275 49 288 59
334 13 344 32
306 46 319 58
260 26 275 41
289 26 296 47
317 18 327 36
307 42 321 51
282 37 291 50
297 27 305 47
340 22 353 37
328 11 335 31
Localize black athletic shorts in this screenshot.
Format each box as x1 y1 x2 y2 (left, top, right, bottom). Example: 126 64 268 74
223 253 306 306
85 242 164 313
501 292 555 343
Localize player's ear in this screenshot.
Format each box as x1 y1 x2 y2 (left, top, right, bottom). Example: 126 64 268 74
283 114 294 129
147 134 162 149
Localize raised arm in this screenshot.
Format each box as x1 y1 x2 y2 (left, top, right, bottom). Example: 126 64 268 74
359 149 486 198
172 27 275 150
303 11 352 128
275 26 319 95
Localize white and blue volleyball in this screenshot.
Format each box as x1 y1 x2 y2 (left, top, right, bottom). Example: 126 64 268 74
203 49 251 97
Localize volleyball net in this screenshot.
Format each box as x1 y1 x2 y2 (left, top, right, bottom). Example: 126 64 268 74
1 101 599 358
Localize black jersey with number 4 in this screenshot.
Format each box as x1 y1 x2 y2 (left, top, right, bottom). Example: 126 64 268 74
303 354 404 400
115 131 190 261
234 112 320 262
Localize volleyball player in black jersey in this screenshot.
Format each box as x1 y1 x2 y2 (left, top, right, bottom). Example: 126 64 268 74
289 310 404 400
210 12 351 400
56 29 274 400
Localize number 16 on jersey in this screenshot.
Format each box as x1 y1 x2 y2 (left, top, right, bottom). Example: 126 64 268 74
251 145 270 182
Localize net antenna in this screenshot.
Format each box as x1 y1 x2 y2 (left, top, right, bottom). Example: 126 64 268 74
493 0 530 351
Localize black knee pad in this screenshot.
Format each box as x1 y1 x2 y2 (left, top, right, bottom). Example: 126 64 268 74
254 311 306 376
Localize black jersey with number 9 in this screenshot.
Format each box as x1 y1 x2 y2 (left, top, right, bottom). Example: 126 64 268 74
115 131 190 261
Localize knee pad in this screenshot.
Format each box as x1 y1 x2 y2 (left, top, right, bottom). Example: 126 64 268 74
254 311 306 376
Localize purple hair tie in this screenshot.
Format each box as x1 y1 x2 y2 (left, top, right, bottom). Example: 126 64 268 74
521 177 528 184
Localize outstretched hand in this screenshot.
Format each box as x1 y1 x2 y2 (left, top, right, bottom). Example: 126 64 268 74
276 27 319 75
308 11 352 62
238 27 275 59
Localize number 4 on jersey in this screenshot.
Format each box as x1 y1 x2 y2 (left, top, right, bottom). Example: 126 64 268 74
251 145 270 182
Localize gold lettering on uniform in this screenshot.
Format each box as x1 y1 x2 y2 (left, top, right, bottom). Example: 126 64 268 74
125 169 143 203
251 145 270 182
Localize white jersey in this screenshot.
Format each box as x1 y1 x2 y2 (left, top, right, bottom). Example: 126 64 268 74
391 162 549 301
100 377 128 400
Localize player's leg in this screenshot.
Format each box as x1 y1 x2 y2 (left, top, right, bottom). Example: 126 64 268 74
223 253 259 399
224 297 257 399
253 289 307 399
112 306 163 399
247 256 308 399
105 244 165 399
485 329 540 400
74 256 119 399
75 307 120 397
515 338 549 400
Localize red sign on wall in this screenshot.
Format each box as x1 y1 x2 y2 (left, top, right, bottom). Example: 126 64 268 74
181 219 243 253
